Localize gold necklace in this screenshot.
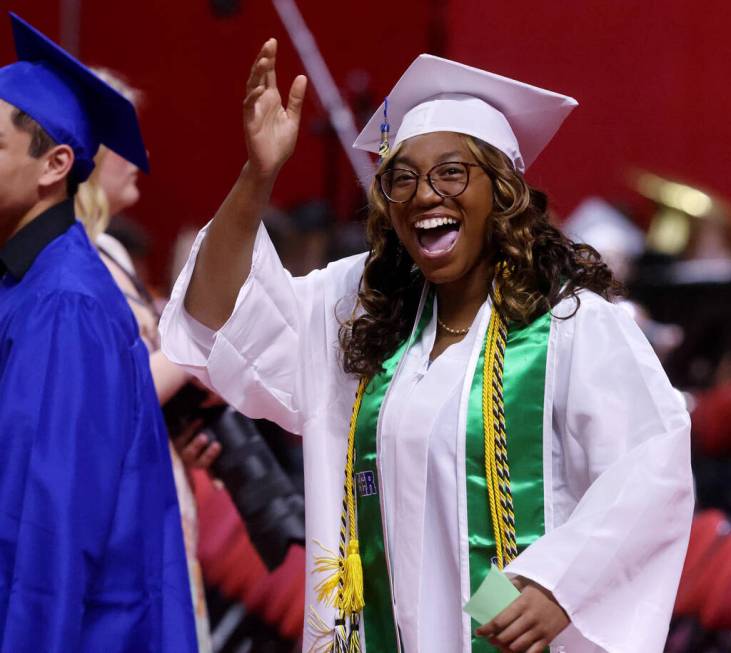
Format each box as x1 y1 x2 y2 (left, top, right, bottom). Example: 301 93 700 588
437 316 470 336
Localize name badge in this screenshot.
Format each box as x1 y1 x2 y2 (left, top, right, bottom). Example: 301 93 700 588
356 470 378 497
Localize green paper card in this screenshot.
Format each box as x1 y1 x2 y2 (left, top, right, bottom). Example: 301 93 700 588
463 565 521 625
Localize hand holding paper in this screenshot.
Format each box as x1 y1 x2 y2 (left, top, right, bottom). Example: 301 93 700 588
463 565 521 625
468 567 570 652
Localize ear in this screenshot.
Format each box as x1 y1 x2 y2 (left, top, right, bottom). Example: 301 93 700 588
38 144 75 190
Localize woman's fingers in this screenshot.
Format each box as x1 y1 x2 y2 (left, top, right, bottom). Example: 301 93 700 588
476 600 521 638
286 75 307 121
491 614 534 648
246 38 276 93
264 38 277 89
244 84 266 110
246 56 263 93
526 640 549 653
477 583 569 652
247 58 270 94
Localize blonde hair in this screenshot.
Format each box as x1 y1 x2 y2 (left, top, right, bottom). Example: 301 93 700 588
74 68 141 241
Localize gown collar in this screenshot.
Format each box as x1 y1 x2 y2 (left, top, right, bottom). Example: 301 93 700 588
0 199 76 280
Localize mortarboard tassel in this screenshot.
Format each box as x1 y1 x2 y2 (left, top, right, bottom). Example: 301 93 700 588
378 97 390 159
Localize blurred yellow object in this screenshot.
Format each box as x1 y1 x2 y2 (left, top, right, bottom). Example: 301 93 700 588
629 170 731 256
646 208 690 256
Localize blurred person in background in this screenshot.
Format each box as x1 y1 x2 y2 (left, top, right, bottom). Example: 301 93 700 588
0 14 196 651
629 172 731 390
161 40 693 653
562 196 683 362
622 174 731 651
74 67 219 653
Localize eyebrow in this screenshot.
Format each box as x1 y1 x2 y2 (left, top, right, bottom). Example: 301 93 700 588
392 150 465 168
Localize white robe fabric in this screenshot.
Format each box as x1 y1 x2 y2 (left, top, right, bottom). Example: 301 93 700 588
160 223 693 653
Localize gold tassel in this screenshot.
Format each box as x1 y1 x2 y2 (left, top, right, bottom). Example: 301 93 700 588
378 140 390 159
340 539 365 614
313 541 344 606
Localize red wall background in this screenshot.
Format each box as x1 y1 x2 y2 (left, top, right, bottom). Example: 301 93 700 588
1 1 730 283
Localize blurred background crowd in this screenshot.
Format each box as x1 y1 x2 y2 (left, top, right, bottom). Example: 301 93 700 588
3 1 731 651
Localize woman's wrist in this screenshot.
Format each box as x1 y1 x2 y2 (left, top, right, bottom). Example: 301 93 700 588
240 159 281 188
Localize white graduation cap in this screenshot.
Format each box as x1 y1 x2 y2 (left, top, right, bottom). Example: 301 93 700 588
563 197 645 258
353 54 578 173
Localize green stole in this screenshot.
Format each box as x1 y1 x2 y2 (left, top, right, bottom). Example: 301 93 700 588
352 294 551 652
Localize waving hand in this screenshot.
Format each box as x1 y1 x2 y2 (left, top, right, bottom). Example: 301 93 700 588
244 38 307 178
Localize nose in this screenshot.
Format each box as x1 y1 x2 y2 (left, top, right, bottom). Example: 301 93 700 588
412 174 442 207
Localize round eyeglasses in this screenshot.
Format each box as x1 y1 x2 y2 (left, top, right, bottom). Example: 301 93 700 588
377 161 485 204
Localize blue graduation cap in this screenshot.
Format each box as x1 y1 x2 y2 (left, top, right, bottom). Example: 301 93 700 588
0 13 149 182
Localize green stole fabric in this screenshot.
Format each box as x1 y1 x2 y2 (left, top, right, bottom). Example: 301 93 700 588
353 295 551 652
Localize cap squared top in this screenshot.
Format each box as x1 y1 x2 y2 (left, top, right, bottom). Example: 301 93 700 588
353 54 578 173
0 13 149 182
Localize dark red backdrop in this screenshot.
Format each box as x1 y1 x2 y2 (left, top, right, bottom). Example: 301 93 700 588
2 1 730 283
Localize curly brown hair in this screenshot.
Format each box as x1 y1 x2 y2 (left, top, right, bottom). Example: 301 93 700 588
339 135 623 378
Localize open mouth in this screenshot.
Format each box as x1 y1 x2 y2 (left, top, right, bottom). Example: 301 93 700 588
414 216 461 256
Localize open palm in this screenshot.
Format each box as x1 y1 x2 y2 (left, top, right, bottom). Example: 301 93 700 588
244 38 307 177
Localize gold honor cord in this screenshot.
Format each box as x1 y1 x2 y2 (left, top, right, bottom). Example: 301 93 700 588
314 376 368 651
483 306 519 568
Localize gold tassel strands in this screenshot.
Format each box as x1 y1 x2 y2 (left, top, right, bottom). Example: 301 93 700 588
306 605 336 653
313 541 343 606
333 617 348 653
347 613 362 653
341 539 365 614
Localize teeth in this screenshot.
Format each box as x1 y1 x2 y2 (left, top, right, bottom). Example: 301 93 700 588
414 216 459 230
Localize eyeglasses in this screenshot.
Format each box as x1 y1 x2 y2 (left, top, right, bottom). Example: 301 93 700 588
377 161 485 204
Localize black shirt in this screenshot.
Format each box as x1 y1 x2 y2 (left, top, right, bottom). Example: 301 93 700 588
0 199 76 280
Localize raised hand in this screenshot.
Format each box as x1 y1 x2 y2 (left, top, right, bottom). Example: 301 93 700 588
243 38 307 178
184 39 306 330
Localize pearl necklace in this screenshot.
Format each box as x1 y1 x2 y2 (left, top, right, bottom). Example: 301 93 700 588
437 316 470 336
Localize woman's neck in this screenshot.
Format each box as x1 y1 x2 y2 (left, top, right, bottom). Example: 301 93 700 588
434 260 492 331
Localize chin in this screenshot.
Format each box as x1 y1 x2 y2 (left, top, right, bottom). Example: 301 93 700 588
119 188 140 212
416 262 465 286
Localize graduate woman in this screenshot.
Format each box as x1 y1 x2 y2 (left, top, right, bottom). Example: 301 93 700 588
161 40 693 653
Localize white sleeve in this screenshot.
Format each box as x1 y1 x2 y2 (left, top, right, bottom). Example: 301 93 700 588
505 294 693 653
159 221 366 434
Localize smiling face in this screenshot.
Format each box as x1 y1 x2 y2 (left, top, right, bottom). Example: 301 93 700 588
385 131 494 286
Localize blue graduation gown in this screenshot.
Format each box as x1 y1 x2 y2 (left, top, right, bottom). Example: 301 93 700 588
0 218 197 652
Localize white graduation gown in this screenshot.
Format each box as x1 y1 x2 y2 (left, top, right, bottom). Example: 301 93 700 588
160 223 693 653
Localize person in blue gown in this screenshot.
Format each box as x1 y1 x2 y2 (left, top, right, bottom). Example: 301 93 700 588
0 14 197 652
